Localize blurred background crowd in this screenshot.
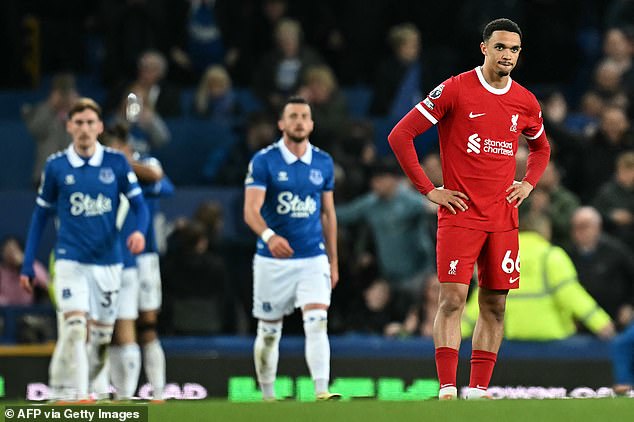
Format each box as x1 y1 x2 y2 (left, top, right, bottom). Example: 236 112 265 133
0 0 632 342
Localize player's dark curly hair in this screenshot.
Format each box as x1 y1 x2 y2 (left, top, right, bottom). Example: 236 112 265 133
279 95 311 118
482 18 522 42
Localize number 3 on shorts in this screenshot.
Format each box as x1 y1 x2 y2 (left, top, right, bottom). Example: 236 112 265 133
501 250 520 274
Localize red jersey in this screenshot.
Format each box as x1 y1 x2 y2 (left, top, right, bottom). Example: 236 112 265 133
413 67 544 231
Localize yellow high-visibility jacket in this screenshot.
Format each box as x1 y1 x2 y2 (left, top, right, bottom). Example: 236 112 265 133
462 232 612 341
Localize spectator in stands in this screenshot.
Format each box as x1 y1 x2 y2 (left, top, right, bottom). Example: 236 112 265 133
252 18 323 111
602 28 633 77
567 206 634 331
519 162 581 248
392 272 441 337
345 278 407 336
0 236 48 305
593 151 634 251
573 105 634 202
337 159 435 296
370 23 431 119
101 0 165 88
462 212 615 341
161 220 228 335
213 112 276 186
166 0 232 84
107 50 181 119
298 64 349 150
22 73 78 186
107 51 177 154
193 65 240 119
590 59 629 109
330 120 377 202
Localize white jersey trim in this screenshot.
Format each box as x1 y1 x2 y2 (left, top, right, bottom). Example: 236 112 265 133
524 124 544 140
126 187 142 198
245 185 266 191
475 67 512 95
36 197 52 208
416 103 438 125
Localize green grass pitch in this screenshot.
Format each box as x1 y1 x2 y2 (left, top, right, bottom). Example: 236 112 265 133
4 399 634 422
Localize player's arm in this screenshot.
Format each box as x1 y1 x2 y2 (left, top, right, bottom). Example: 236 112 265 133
127 193 148 254
506 101 551 207
130 159 163 184
20 205 51 293
244 187 293 258
321 191 339 288
388 107 468 214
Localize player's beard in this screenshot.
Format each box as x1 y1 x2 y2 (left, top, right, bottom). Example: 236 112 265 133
287 132 307 143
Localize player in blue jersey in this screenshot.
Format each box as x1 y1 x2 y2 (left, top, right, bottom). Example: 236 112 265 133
102 124 174 401
244 96 340 401
19 98 149 402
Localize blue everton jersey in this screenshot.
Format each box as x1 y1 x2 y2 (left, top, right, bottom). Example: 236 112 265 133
245 139 334 258
119 156 175 267
37 143 142 265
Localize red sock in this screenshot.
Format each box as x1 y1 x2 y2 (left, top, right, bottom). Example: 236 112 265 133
435 347 459 388
469 349 497 389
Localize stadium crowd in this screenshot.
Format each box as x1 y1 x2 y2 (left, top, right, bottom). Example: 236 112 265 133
0 1 632 350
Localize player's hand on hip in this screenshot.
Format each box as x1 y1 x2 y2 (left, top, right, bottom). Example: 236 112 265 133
506 180 533 208
127 230 146 254
19 274 33 294
267 235 294 258
426 187 469 215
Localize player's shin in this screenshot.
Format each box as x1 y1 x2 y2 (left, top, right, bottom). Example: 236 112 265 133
61 315 89 400
254 320 283 399
143 339 166 400
88 324 114 399
110 343 141 400
302 309 331 395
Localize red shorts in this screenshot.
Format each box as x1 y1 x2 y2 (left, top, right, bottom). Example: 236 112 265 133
436 226 520 290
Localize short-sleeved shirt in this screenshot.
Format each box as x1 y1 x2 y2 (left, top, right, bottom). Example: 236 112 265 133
415 67 545 232
245 139 334 258
37 143 142 265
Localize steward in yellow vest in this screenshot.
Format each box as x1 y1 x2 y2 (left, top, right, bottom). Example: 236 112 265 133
462 213 614 341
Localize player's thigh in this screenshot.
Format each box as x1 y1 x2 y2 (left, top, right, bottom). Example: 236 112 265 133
117 267 139 320
295 255 331 309
477 229 519 290
54 260 90 314
252 255 297 320
88 263 123 324
436 226 487 284
137 252 162 311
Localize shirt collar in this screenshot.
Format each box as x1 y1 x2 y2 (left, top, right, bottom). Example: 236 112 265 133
277 138 312 165
67 142 104 168
475 66 512 95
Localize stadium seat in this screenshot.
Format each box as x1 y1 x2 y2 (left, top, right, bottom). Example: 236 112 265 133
0 119 35 190
342 86 373 118
154 118 237 186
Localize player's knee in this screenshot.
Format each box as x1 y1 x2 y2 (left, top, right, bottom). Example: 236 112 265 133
257 320 282 346
137 320 158 344
438 294 465 316
90 324 114 346
64 315 88 343
302 309 328 335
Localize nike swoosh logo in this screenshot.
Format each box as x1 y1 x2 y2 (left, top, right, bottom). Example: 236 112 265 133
440 384 454 388
509 276 520 284
469 112 486 118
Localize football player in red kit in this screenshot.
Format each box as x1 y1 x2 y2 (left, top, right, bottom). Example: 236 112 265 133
388 18 550 400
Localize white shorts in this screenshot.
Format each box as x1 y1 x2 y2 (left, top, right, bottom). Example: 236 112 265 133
117 267 140 320
137 252 162 311
54 259 122 324
252 254 331 320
